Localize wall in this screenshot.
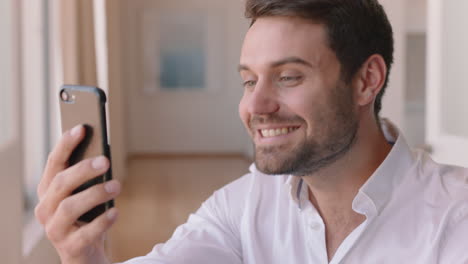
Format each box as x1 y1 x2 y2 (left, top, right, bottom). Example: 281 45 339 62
379 0 406 129
124 0 249 154
108 0 128 182
406 0 427 34
440 0 468 137
404 0 427 147
0 1 22 262
404 35 426 147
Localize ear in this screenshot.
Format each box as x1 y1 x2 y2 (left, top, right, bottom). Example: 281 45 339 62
354 54 387 107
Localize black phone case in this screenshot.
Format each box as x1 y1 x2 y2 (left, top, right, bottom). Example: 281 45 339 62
59 85 114 222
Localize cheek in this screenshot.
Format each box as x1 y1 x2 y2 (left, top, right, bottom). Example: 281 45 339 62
280 88 329 138
238 95 249 127
282 90 317 119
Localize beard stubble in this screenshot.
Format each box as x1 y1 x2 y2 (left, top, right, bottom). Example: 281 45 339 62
252 82 359 176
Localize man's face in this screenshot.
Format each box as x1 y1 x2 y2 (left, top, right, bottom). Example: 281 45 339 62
238 16 359 176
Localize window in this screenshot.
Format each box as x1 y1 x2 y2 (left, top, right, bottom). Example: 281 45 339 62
0 0 13 147
22 0 50 216
20 0 57 258
158 14 206 90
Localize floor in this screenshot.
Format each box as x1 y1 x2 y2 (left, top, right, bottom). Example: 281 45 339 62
108 155 251 262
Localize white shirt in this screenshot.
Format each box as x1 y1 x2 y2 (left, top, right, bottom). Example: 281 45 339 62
119 122 468 264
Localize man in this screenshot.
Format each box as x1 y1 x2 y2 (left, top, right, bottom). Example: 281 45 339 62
35 0 468 263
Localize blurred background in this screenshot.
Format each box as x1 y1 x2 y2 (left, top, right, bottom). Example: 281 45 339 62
1 0 467 263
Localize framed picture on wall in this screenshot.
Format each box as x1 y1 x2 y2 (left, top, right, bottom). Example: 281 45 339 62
142 8 225 94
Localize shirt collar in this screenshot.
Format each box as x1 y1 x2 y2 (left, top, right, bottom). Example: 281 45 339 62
355 119 415 215
250 119 415 215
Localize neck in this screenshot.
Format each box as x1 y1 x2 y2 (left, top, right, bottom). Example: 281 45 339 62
302 117 392 220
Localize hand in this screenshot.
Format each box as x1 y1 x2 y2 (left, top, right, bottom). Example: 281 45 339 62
35 125 121 264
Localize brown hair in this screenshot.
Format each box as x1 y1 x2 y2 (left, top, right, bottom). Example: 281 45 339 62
245 0 394 117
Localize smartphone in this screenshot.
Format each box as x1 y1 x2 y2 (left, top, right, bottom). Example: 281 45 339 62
59 85 114 223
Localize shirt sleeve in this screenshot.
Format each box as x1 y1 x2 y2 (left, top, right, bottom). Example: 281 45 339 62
115 177 247 264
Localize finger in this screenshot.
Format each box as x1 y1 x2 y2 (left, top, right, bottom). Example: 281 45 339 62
65 207 119 257
38 124 86 198
35 156 110 225
45 180 121 242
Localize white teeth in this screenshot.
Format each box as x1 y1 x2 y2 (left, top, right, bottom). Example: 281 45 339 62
261 127 298 138
268 129 275 137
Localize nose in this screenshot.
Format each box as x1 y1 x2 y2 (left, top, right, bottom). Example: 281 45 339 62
246 80 280 115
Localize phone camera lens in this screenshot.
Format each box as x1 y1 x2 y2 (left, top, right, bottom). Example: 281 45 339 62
60 90 75 103
61 90 69 101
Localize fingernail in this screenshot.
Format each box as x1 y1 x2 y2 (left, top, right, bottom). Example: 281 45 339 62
104 180 120 193
71 125 82 138
92 156 108 170
107 208 118 220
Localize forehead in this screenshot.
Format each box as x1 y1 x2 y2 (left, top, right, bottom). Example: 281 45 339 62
240 16 335 69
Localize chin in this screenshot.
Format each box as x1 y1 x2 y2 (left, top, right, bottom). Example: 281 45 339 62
254 154 327 176
255 162 285 175
253 147 294 175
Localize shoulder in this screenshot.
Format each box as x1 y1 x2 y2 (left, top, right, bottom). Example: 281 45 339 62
415 151 468 196
412 151 468 221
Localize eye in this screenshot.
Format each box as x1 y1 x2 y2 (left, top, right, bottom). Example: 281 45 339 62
242 80 257 88
278 75 303 86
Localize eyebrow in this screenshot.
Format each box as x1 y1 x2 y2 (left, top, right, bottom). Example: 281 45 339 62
237 56 314 72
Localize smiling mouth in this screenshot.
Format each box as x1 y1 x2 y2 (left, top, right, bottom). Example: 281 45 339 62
259 126 300 138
